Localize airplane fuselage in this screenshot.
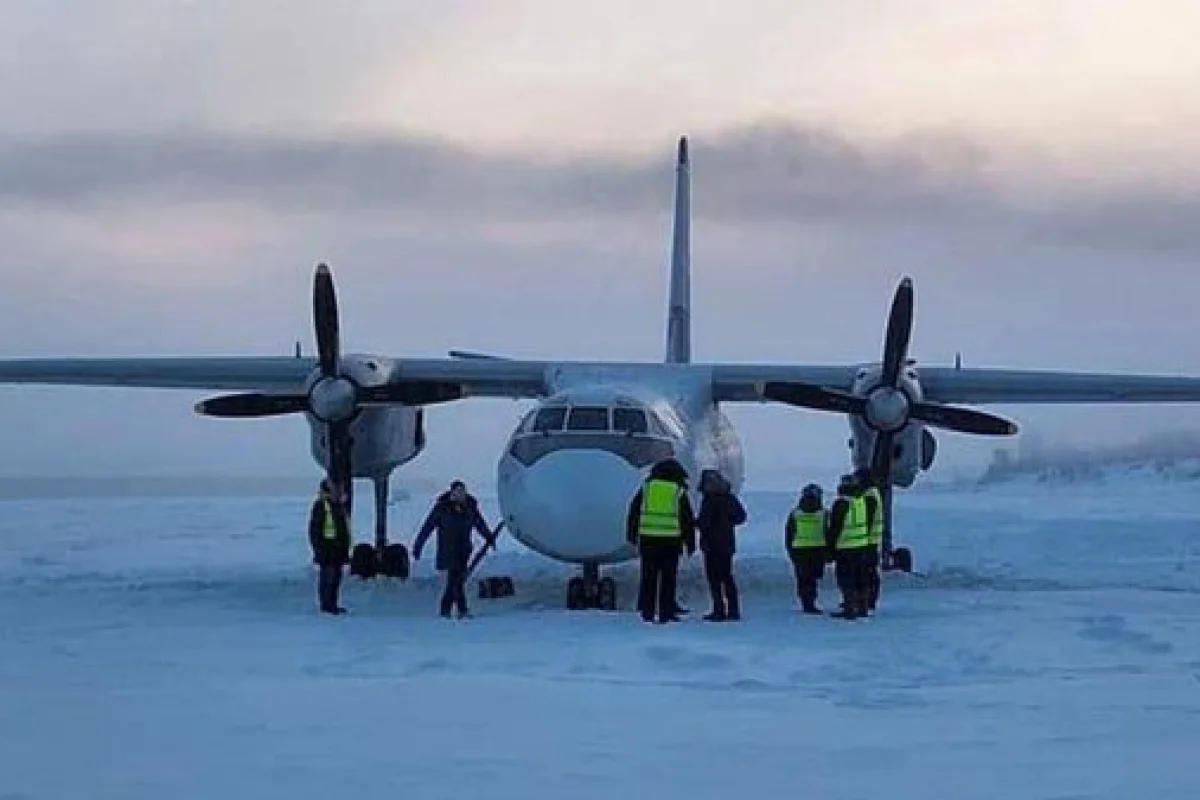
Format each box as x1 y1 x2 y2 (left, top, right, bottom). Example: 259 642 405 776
496 364 744 565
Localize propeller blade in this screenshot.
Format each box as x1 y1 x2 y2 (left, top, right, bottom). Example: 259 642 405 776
881 276 914 387
326 420 353 495
313 263 340 377
762 381 867 415
869 429 894 485
194 393 308 418
448 350 511 361
909 402 1018 436
357 381 466 406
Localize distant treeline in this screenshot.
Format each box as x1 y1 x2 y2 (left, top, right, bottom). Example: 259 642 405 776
0 475 421 500
980 429 1200 483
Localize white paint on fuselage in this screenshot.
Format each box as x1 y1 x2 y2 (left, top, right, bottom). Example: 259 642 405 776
496 365 744 565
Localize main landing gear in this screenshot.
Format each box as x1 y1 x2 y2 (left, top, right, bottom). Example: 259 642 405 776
567 562 618 611
878 482 914 573
348 476 411 580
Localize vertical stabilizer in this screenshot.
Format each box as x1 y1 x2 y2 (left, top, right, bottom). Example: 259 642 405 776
665 135 691 364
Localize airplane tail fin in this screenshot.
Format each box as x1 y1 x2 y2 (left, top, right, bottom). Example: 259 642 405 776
665 135 691 364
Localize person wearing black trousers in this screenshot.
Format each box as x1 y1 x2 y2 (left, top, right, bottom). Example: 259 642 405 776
412 480 496 618
626 458 697 624
696 469 747 621
308 479 352 615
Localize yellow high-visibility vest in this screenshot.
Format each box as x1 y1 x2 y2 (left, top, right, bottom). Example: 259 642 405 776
864 486 884 546
789 509 826 548
321 500 339 540
836 496 869 550
638 479 682 538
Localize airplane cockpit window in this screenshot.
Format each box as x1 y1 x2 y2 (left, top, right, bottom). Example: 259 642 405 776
612 407 648 433
566 406 609 431
531 406 567 432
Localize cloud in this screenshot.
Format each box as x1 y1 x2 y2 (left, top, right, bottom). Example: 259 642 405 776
1 123 1197 261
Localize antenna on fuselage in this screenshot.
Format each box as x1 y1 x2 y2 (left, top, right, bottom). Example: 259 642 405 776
295 340 302 359
954 351 962 370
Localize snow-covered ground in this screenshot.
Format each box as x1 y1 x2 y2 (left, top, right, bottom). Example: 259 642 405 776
3 476 1200 799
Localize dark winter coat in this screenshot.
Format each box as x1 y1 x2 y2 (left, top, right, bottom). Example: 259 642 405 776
412 492 495 572
785 492 826 553
625 459 697 554
696 476 746 556
309 496 351 566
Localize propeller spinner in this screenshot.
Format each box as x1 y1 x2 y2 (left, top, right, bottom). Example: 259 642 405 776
195 263 464 492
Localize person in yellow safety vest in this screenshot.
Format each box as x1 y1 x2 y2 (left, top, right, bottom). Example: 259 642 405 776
625 458 697 624
785 483 829 615
826 474 873 619
855 468 885 613
308 479 352 615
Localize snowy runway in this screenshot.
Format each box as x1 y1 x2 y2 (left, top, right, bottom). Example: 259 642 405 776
3 480 1199 799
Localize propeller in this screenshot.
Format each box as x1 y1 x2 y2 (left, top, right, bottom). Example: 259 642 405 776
761 275 1017 488
195 263 465 492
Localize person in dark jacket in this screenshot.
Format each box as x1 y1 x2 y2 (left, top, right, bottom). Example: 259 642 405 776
696 469 746 621
309 479 352 615
412 480 496 618
785 483 828 614
626 458 697 624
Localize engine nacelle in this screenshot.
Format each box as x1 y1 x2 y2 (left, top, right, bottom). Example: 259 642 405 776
845 362 927 487
305 354 427 479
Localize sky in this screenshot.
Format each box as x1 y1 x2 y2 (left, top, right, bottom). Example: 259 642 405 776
2 0 1200 488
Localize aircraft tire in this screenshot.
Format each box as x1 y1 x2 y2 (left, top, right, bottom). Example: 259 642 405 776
567 577 587 610
597 577 617 611
350 543 378 579
379 543 410 579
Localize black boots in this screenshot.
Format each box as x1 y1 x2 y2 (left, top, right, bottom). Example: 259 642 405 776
705 591 740 621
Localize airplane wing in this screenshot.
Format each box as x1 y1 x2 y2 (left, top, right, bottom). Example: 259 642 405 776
0 357 316 391
0 356 551 398
916 366 1200 404
710 364 860 401
709 363 1200 404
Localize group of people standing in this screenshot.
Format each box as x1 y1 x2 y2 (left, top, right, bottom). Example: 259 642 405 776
308 460 886 621
624 459 885 623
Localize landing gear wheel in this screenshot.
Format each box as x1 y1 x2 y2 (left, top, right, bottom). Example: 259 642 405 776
567 577 587 610
478 576 516 599
597 577 617 611
883 547 913 573
379 543 410 579
350 543 378 579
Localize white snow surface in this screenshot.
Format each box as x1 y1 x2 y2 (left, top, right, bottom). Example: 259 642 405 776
3 474 1200 799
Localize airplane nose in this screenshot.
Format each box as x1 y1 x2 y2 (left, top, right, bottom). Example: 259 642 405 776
501 449 643 563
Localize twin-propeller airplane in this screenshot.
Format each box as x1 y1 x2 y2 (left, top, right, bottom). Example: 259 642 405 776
5 136 1200 611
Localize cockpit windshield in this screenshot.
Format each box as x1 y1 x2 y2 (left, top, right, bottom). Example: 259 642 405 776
567 406 609 431
612 407 648 433
531 406 567 432
521 402 653 435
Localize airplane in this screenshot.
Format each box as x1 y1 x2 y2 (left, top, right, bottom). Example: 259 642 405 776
6 134 1200 611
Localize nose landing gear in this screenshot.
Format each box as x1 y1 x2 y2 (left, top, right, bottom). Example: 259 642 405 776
568 562 617 611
